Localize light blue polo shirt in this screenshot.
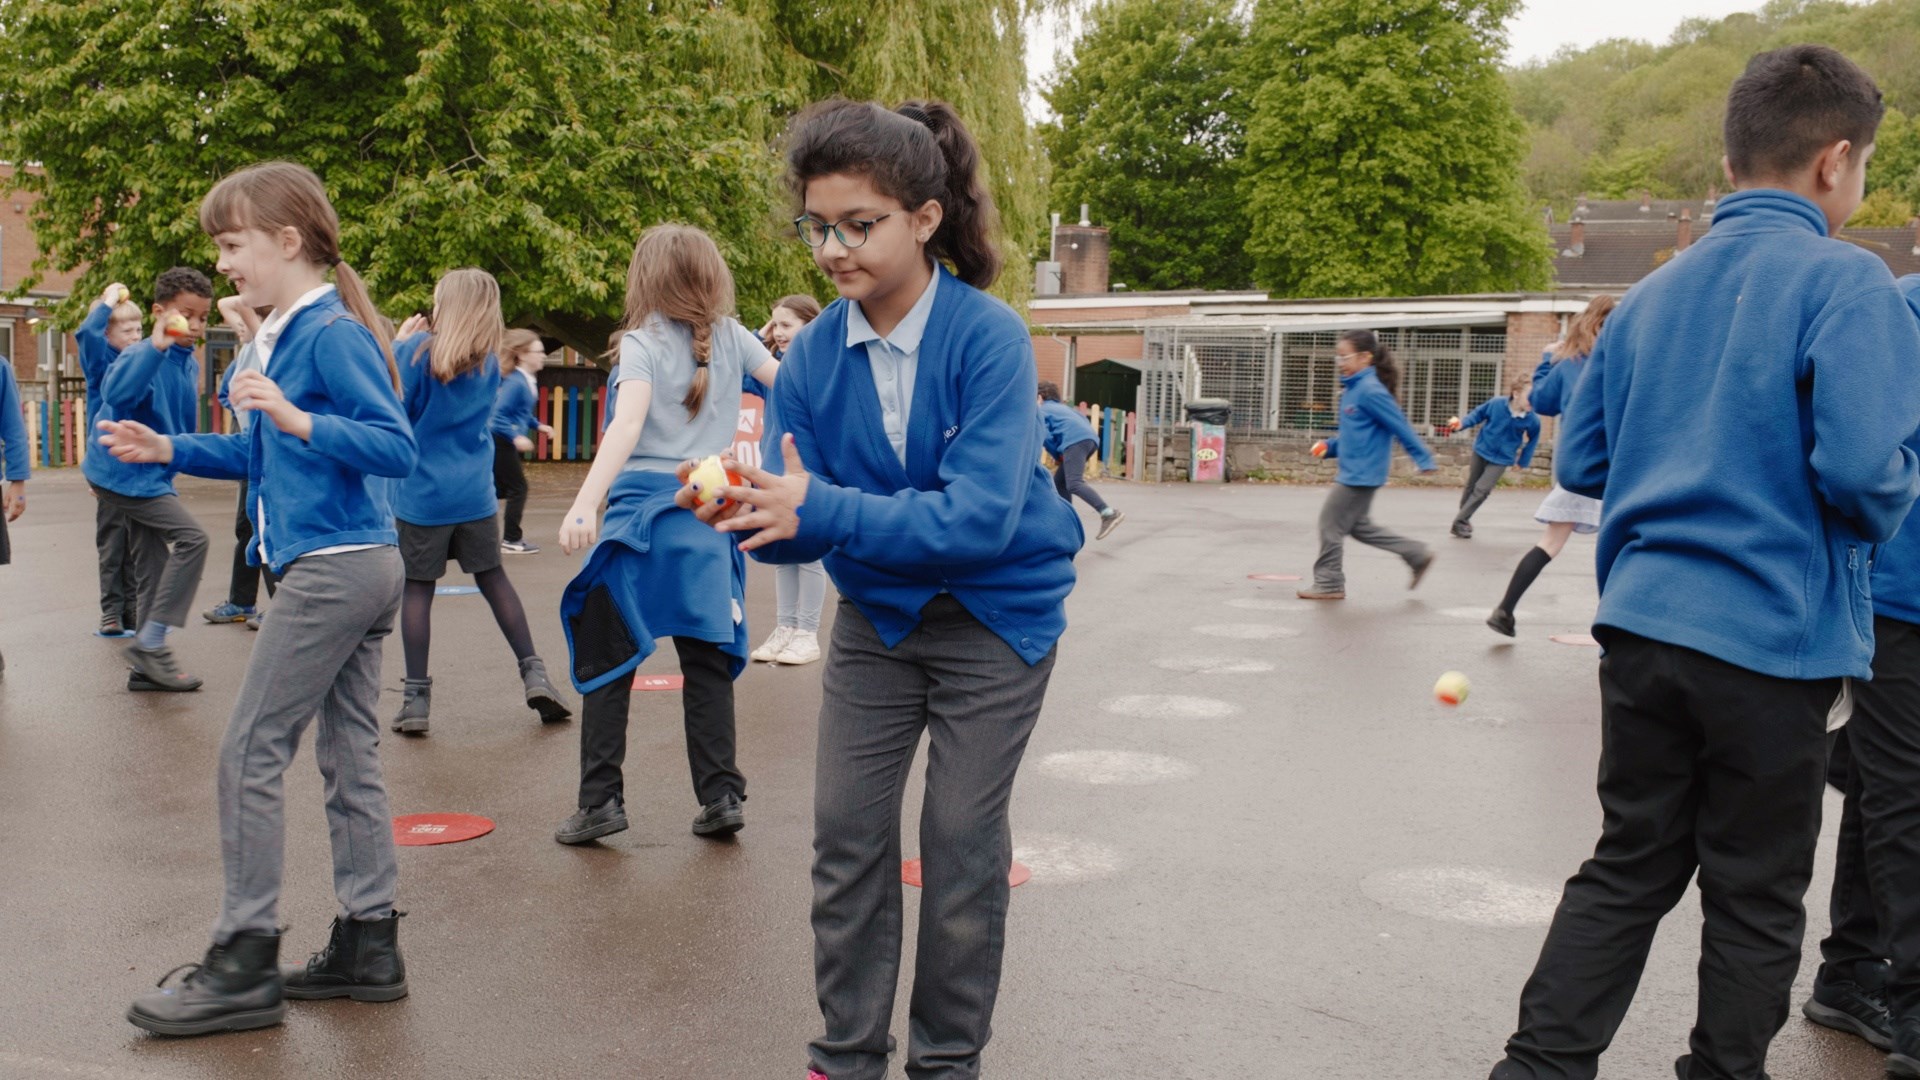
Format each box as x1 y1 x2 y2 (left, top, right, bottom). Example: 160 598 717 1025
846 267 939 465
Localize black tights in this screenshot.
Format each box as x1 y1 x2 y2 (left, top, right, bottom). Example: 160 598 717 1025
402 566 537 681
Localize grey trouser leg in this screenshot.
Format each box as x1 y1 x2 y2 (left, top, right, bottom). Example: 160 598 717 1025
1314 484 1428 591
1456 459 1508 526
94 487 209 629
1057 440 1110 514
93 491 136 620
809 596 1056 1080
214 547 404 942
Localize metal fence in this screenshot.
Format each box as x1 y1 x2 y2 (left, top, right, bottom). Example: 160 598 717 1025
1141 323 1507 435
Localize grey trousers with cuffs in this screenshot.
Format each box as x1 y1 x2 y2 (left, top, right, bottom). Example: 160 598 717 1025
214 546 404 943
1456 456 1509 526
90 485 209 629
809 596 1056 1080
1313 483 1429 591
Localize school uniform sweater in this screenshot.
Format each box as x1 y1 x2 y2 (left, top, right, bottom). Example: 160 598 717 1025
1556 189 1920 679
83 339 199 499
168 292 417 574
1528 348 1590 419
0 357 29 482
489 369 538 438
1868 275 1920 628
1321 367 1436 486
753 266 1082 665
1458 396 1540 467
393 332 501 526
76 301 119 422
1040 399 1098 456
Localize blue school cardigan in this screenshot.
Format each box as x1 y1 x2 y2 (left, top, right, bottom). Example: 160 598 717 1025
1528 348 1589 419
559 470 747 693
752 266 1082 665
489 370 538 438
168 293 417 574
1869 275 1920 628
1556 189 1920 679
393 332 501 526
1320 367 1436 487
76 301 118 422
1458 396 1540 468
1040 399 1098 457
0 357 28 482
83 339 200 499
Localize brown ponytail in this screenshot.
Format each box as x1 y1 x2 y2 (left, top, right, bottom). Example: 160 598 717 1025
617 224 733 420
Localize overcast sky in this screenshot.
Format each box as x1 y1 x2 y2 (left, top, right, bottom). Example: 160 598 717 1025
1026 0 1773 117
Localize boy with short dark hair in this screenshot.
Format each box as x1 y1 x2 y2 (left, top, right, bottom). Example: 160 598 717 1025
83 267 216 692
1488 45 1920 1080
1037 380 1123 538
76 281 146 636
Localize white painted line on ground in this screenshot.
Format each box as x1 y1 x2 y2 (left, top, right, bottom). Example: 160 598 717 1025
1012 834 1123 882
1360 865 1563 928
1223 598 1305 613
1102 694 1240 721
1151 656 1277 674
1036 750 1199 785
1191 624 1301 640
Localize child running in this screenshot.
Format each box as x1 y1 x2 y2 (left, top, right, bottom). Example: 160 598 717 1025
750 294 831 666
83 268 215 689
389 268 571 735
491 329 555 555
700 98 1082 1080
1445 373 1538 539
77 282 145 637
1297 329 1437 600
108 161 419 1037
552 224 778 846
1039 380 1126 539
0 349 27 677
203 296 273 629
1485 294 1616 637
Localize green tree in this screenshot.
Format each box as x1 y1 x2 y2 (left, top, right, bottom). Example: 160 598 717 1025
1038 0 1251 292
1240 0 1551 296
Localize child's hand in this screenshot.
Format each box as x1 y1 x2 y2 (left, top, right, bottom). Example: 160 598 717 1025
559 505 598 555
3 480 23 522
712 435 809 551
537 424 556 438
1310 440 1328 458
396 313 429 340
228 371 313 441
100 282 130 308
513 435 536 453
1447 417 1462 432
98 419 175 464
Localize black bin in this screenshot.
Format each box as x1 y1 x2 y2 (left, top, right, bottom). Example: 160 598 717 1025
1184 397 1232 426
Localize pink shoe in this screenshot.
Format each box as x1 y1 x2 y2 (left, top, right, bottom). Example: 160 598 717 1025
808 1072 829 1080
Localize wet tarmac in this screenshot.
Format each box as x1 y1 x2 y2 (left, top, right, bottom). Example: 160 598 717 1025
0 469 1889 1079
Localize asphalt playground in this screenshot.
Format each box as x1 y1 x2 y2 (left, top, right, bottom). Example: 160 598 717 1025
0 468 1889 1079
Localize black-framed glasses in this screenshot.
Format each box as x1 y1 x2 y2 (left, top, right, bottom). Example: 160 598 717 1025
794 212 898 250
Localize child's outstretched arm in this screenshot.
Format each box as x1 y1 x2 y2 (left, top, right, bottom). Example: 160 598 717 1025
1365 392 1437 472
559 377 652 554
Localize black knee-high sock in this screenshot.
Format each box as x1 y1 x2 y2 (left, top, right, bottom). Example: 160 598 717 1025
402 579 435 680
1499 546 1554 614
474 567 536 661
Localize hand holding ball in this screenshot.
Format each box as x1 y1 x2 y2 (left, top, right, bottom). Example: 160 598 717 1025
1310 440 1328 458
1433 671 1470 707
1447 416 1462 432
686 455 743 507
164 314 191 338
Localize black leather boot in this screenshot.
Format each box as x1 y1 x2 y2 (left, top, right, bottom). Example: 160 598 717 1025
282 913 408 1002
127 931 285 1036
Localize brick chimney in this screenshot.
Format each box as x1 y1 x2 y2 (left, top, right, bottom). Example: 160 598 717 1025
1568 217 1586 256
1640 190 1652 212
1677 208 1694 251
1054 206 1111 295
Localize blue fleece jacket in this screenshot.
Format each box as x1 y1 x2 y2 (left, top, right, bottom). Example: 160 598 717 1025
83 339 199 499
1556 189 1920 679
393 332 500 526
0 357 28 481
1458 395 1540 467
1321 367 1436 486
76 301 120 422
752 266 1082 665
1868 276 1920 627
168 292 417 573
489 370 538 438
1528 348 1591 419
1040 399 1098 456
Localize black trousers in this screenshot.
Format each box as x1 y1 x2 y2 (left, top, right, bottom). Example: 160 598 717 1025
226 479 277 608
1818 616 1920 1018
1052 439 1109 514
1492 630 1835 1080
578 636 742 810
492 434 529 542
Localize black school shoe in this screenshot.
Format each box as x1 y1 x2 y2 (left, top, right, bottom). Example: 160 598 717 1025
555 799 629 845
1889 1017 1920 1077
1803 962 1893 1050
1486 608 1517 637
692 792 745 838
127 931 285 1036
124 643 203 692
282 913 408 1002
1674 1055 1770 1080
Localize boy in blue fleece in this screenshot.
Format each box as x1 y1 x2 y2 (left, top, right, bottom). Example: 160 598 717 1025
1446 375 1538 538
1037 380 1124 539
1489 46 1920 1080
76 281 147 635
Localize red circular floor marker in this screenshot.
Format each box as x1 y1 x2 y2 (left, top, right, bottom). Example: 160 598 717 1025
1246 573 1303 582
1550 633 1600 647
393 812 495 846
902 859 1031 888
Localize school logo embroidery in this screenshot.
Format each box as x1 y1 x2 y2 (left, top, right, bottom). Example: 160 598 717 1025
944 424 960 441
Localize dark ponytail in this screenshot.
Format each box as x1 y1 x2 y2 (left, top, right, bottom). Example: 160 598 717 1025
785 98 1004 289
1339 329 1399 397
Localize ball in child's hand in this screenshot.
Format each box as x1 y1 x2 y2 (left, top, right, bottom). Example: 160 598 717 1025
1310 440 1328 458
164 314 190 337
686 454 743 507
112 285 130 304
1433 670 1470 707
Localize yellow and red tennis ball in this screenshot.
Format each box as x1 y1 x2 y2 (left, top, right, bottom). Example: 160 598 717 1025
686 454 743 507
164 314 191 338
1433 670 1470 706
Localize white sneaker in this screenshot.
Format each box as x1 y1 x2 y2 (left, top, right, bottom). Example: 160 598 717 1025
752 626 795 663
775 630 821 665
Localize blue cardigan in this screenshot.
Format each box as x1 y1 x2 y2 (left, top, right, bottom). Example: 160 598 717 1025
1869 275 1920 628
83 339 200 499
394 332 501 526
1557 189 1920 679
1458 396 1540 468
1321 367 1436 486
752 266 1082 665
76 301 119 422
1528 348 1590 419
489 370 538 438
0 357 28 481
1040 399 1098 457
169 292 417 573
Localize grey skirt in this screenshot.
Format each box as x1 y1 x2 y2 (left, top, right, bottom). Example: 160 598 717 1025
1534 484 1601 534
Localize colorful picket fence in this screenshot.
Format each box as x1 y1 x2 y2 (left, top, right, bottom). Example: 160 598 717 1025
1081 401 1139 482
17 391 239 468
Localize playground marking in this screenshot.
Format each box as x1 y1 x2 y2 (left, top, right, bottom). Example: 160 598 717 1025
1011 834 1123 883
393 812 495 846
634 674 685 690
1550 633 1600 646
1192 623 1301 640
902 859 1031 888
1360 865 1562 928
1152 655 1276 675
1224 598 1305 613
433 585 481 596
1246 573 1303 582
1440 607 1499 620
1102 694 1239 721
1037 750 1198 786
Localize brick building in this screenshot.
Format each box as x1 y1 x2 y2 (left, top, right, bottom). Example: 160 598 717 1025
0 164 82 383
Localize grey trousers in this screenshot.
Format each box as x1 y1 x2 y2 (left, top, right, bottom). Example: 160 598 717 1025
93 493 137 621
1053 439 1110 514
90 485 209 629
810 596 1056 1080
214 546 404 943
1313 483 1429 591
1456 456 1509 526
